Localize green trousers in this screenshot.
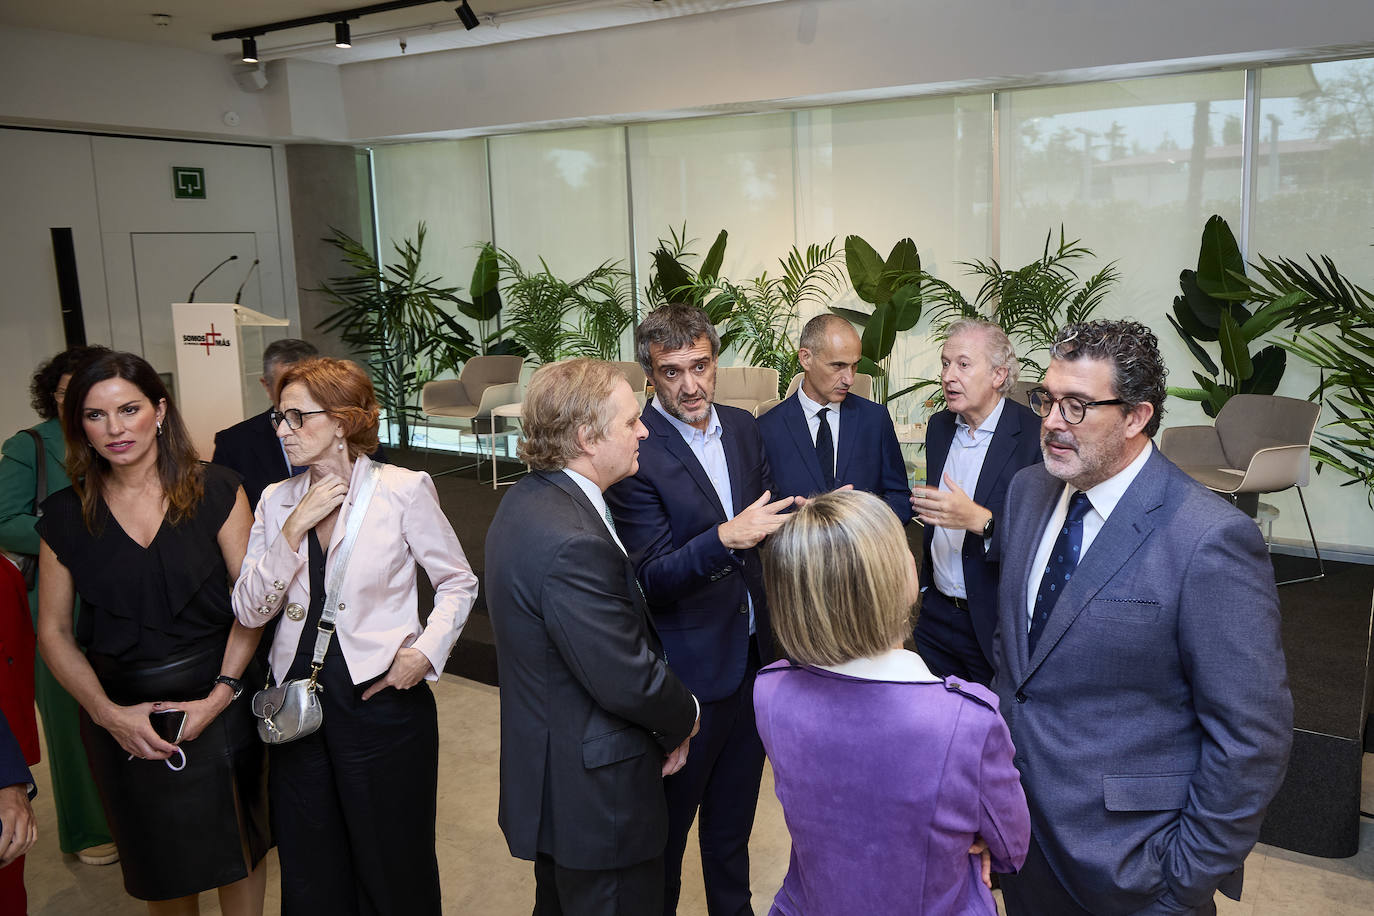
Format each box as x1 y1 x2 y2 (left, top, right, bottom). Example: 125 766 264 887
30 592 112 854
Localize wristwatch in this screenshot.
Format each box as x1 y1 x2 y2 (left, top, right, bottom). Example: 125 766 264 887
981 514 995 539
214 675 244 701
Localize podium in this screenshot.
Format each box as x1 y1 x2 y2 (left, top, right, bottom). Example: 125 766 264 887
171 302 290 459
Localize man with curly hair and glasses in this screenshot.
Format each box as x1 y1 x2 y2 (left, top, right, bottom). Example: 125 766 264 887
994 319 1292 916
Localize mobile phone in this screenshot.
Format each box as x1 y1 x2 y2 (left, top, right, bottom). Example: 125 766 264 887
150 709 187 744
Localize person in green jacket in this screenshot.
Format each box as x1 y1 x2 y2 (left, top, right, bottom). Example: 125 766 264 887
0 345 117 866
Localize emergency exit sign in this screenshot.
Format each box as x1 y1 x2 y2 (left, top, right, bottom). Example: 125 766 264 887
172 167 206 199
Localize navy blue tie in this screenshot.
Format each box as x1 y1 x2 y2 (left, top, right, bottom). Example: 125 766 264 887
815 407 836 489
1028 491 1094 653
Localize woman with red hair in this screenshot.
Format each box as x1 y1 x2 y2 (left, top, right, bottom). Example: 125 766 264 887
232 357 477 916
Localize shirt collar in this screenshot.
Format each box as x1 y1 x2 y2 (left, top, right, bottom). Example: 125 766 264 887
795 385 836 418
652 397 721 442
817 648 941 683
562 467 609 515
1080 439 1153 520
954 394 1005 438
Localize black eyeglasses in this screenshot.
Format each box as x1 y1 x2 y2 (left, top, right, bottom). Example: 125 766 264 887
1027 388 1126 425
269 407 328 430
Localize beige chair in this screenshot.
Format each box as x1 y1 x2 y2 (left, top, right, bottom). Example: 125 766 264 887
715 366 780 416
611 361 648 409
1158 394 1323 585
420 355 523 479
758 371 875 416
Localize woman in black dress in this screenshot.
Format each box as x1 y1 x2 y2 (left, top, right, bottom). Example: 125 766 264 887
35 351 269 916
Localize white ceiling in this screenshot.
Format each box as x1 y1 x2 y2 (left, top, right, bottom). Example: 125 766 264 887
0 0 790 65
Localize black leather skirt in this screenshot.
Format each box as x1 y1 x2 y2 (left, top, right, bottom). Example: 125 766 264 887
82 645 270 901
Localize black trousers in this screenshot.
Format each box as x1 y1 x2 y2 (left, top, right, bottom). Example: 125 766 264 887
662 637 764 916
534 852 664 916
269 649 441 916
1001 834 1217 916
913 588 994 685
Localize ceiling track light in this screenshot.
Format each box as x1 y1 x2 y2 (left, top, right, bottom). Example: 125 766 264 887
334 21 352 47
241 37 259 62
455 1 480 30
214 1 463 55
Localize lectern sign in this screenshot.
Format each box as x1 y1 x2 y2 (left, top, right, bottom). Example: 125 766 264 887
172 167 206 199
182 322 233 355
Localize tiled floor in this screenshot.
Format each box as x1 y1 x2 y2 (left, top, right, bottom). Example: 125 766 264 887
20 675 1374 914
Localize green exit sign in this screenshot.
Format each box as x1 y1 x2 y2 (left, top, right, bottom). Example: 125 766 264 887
172 166 206 199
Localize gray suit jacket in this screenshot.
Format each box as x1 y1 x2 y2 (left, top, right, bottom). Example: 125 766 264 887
485 470 698 871
993 447 1292 915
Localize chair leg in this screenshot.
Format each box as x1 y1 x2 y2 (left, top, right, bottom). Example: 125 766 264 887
1276 487 1325 587
429 426 488 479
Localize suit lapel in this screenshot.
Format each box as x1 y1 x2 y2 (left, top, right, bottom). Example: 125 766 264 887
644 403 727 519
542 469 666 652
782 396 827 491
1004 471 1061 685
973 400 1023 507
927 410 955 486
720 408 748 516
1020 453 1165 684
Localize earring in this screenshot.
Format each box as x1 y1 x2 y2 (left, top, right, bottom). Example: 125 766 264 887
337 442 344 451
157 421 163 436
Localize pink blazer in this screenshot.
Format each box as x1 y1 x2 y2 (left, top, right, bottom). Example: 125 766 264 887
232 455 478 685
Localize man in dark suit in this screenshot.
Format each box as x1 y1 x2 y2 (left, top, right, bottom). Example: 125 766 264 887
0 707 37 912
757 314 912 522
211 338 319 508
486 359 699 916
994 320 1292 915
910 318 1042 685
606 303 794 916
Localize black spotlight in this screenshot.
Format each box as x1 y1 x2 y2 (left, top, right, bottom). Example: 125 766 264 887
241 37 259 62
334 21 352 48
456 1 480 30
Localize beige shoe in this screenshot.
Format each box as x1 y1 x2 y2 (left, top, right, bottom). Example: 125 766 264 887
77 843 119 865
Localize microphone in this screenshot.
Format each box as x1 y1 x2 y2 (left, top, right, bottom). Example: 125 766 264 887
187 255 238 302
234 259 261 304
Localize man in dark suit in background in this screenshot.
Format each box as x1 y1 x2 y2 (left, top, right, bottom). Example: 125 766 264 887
995 320 1292 915
757 314 912 523
486 359 699 916
211 338 319 508
910 318 1041 685
607 303 794 916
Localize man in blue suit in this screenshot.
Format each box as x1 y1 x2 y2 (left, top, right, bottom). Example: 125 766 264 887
607 303 794 916
910 319 1041 685
757 314 912 523
995 320 1292 915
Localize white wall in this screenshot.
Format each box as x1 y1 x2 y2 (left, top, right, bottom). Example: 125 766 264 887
0 127 298 437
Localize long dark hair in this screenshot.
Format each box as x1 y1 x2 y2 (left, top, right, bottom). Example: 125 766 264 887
61 351 204 531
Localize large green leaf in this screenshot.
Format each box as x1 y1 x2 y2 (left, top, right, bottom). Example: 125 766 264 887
860 301 898 363
890 282 923 332
1239 290 1306 341
845 235 888 304
1243 346 1286 395
828 306 872 328
857 356 886 378
1167 313 1219 377
1178 270 1225 335
699 230 728 283
1166 386 1211 403
458 243 502 321
1195 215 1248 301
1217 310 1254 382
653 248 693 303
884 238 920 275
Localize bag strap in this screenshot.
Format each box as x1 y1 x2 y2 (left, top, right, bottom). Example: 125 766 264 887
306 463 382 689
24 429 45 517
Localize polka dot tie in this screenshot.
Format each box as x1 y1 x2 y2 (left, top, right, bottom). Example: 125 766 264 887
1028 491 1094 654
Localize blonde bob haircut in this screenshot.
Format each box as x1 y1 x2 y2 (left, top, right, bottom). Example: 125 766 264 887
761 489 915 666
519 359 623 471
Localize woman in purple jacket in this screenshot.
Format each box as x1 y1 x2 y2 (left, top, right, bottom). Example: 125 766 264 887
755 489 1029 915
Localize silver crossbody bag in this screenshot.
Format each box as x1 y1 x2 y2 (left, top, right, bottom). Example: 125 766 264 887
252 464 380 745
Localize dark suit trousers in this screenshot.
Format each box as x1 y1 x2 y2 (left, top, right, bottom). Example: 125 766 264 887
1001 833 1217 916
269 650 442 916
663 638 764 916
913 589 994 685
534 852 664 916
